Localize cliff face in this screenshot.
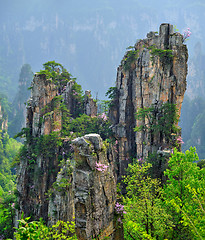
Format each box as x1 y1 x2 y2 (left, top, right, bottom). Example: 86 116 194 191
109 23 188 176
16 73 63 223
16 72 118 239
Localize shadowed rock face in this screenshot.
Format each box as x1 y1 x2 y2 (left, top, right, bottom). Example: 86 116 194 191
109 23 188 177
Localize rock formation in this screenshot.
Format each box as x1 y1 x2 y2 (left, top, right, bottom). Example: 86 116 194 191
72 134 117 239
84 90 97 117
16 72 118 239
109 23 188 176
16 23 188 239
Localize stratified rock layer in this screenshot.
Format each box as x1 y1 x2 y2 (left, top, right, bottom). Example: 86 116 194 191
109 23 188 176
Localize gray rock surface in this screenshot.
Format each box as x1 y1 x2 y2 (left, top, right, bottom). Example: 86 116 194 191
72 134 117 239
109 23 188 176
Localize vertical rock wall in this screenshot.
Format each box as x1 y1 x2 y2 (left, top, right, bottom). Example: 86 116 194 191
109 23 188 176
72 134 117 240
16 73 77 223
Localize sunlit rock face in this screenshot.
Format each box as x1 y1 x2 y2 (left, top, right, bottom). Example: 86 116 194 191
109 23 188 177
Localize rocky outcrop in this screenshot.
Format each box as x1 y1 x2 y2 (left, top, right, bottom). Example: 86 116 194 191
109 23 188 176
72 134 117 240
16 73 82 223
16 73 63 223
84 90 97 117
16 72 110 238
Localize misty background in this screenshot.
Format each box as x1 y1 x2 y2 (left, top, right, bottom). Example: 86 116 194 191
1 0 205 157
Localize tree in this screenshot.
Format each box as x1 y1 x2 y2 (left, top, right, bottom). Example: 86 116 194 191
134 102 179 146
14 216 77 240
163 147 205 239
123 162 172 240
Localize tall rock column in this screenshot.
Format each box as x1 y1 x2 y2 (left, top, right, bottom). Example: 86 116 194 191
109 23 188 176
16 71 104 228
16 73 75 223
72 134 117 240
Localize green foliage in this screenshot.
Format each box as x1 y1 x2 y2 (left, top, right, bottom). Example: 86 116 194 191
0 132 21 191
123 162 172 239
63 114 113 141
37 61 73 87
52 160 73 193
105 87 117 100
123 47 139 71
99 100 110 114
123 148 205 239
163 147 205 239
146 151 167 181
0 131 21 239
134 102 179 145
0 93 11 120
16 130 62 167
35 132 62 160
70 81 84 117
197 159 205 169
0 133 21 239
148 45 173 64
104 86 118 110
14 215 77 240
0 190 17 239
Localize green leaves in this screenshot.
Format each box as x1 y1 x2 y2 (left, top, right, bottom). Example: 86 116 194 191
14 217 77 240
123 148 205 239
37 61 73 86
163 147 205 239
123 49 139 71
148 45 173 64
134 102 179 146
123 162 172 239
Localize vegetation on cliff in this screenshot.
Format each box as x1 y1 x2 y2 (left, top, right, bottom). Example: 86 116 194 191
1 23 205 240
